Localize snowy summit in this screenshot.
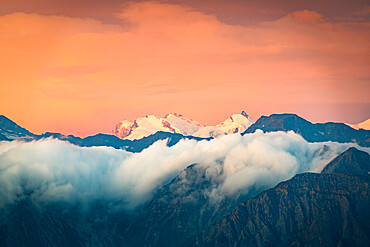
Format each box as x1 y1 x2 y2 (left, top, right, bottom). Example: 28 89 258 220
113 111 254 140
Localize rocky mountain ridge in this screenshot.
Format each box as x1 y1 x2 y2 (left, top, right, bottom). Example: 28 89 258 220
193 147 370 247
243 113 370 147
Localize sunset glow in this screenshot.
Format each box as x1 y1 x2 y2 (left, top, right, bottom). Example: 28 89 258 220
0 0 369 136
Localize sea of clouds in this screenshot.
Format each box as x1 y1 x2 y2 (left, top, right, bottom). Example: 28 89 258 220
0 130 367 210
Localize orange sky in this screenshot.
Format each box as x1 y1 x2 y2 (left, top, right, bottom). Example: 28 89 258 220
0 0 369 137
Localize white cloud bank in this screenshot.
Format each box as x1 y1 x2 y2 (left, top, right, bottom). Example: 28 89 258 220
0 131 367 209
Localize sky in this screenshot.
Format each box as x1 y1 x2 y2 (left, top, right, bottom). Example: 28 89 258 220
0 0 369 137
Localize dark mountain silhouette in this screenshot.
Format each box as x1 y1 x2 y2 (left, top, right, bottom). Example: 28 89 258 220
243 114 370 147
322 147 370 175
0 115 35 140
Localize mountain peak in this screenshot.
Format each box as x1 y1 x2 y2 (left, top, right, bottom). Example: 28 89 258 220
321 147 370 175
164 113 183 118
241 111 249 117
0 115 35 139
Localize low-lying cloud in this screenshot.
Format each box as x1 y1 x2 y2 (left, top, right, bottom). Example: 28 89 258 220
0 131 367 209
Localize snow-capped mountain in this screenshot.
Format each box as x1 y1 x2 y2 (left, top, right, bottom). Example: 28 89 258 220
193 111 254 138
113 111 254 140
164 113 203 135
350 119 370 130
113 115 181 140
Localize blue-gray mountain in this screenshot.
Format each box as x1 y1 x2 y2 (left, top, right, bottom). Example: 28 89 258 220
243 114 370 147
0 115 35 141
321 147 370 175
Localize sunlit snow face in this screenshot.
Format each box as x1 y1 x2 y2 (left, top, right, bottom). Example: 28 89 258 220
113 112 255 140
0 131 367 210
